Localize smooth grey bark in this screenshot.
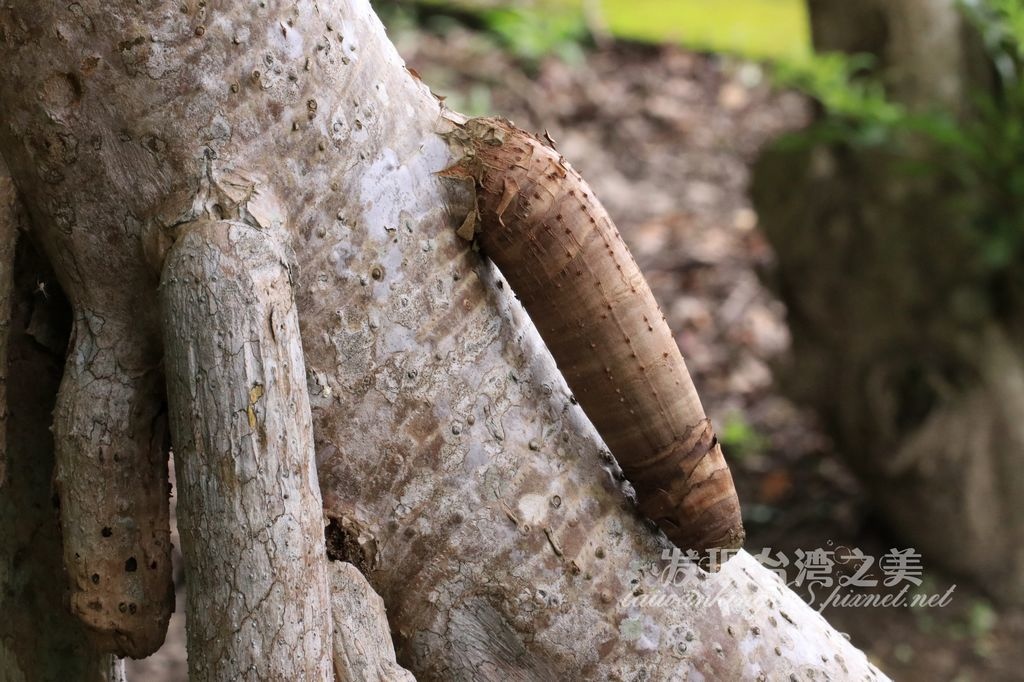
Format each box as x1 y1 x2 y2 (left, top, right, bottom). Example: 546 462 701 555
161 220 333 680
0 165 123 681
0 0 885 678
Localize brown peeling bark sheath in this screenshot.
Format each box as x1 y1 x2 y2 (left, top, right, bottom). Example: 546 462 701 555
446 118 744 553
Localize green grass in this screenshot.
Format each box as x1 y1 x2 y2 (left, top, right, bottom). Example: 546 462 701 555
417 0 812 60
598 0 810 60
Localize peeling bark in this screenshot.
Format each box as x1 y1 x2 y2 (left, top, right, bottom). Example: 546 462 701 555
443 117 744 555
161 221 333 680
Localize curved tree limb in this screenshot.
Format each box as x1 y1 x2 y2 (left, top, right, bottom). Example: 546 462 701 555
330 561 416 681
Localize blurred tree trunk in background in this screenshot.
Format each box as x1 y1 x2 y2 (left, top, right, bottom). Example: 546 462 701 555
754 0 1024 603
807 0 989 111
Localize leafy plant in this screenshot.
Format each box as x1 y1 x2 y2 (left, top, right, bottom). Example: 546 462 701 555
773 0 1024 306
774 52 906 130
480 6 588 65
719 411 767 459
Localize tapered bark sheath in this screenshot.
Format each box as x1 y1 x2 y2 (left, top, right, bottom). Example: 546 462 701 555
161 220 333 681
445 117 744 553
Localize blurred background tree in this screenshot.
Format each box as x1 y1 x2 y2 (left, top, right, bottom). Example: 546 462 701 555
755 0 1024 611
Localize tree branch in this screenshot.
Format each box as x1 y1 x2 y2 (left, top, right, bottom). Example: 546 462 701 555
161 220 333 680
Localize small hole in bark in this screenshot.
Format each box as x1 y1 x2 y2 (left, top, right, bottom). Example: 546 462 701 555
101 527 112 537
150 560 158 570
125 557 137 572
370 265 383 281
91 573 100 584
325 517 372 573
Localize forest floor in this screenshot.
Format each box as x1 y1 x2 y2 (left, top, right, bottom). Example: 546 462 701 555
129 22 1024 682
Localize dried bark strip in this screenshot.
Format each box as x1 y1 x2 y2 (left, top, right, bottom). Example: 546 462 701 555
161 221 332 680
444 117 744 553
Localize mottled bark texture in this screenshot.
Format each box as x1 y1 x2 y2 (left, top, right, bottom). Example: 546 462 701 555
0 204 124 680
330 561 416 681
162 221 333 680
755 0 1024 604
0 0 883 678
443 117 743 554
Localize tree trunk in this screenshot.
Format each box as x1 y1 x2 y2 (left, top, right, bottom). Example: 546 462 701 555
808 0 986 112
753 0 1024 603
0 0 884 677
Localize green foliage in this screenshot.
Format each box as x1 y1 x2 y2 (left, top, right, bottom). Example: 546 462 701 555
772 52 909 145
719 412 767 459
775 0 1024 306
380 0 810 61
963 0 1024 82
372 0 589 68
598 0 810 60
479 6 588 65
948 1 1024 280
